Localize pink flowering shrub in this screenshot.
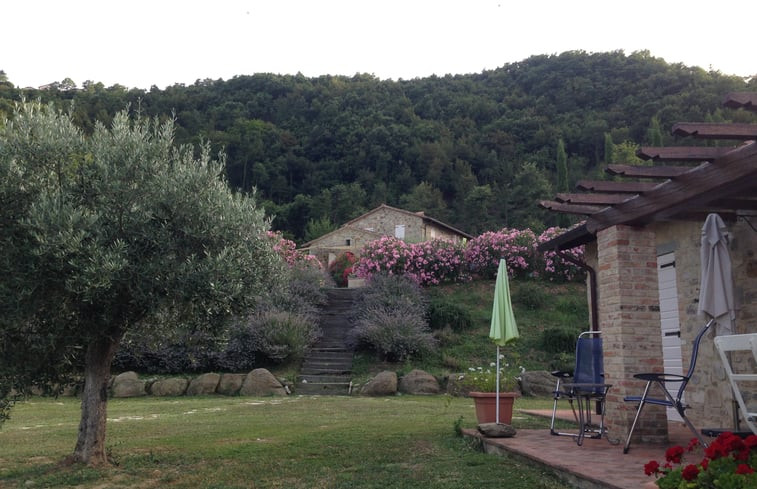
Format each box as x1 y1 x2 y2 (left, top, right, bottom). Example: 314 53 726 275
536 227 586 283
267 231 322 270
463 228 537 279
355 227 586 286
356 237 466 286
354 236 412 278
405 239 467 286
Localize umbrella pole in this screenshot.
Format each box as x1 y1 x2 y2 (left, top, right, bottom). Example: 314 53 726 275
496 345 500 424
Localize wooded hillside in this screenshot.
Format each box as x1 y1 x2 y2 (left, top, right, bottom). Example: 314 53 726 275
2 50 754 241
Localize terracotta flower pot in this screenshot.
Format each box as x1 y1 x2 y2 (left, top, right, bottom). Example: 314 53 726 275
469 391 519 424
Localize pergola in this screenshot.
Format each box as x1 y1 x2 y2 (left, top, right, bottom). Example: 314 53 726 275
538 92 757 252
536 92 757 444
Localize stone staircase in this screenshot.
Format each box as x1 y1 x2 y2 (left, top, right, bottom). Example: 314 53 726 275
296 288 356 395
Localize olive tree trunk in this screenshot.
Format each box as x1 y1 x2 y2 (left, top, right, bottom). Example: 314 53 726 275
68 335 120 466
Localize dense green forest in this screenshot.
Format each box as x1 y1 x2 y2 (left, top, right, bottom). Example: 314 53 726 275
2 50 755 242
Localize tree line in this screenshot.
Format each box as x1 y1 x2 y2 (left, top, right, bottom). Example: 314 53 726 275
2 50 755 241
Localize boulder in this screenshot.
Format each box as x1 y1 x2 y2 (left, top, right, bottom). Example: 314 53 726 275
217 373 246 396
150 377 188 397
360 371 397 396
477 422 517 438
519 370 558 397
239 368 287 396
398 369 440 395
186 373 221 396
112 371 147 398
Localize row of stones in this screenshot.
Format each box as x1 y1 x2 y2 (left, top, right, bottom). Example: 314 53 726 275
47 368 555 399
111 369 288 398
359 369 555 397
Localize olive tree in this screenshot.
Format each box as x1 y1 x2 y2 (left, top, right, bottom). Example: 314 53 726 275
0 102 282 465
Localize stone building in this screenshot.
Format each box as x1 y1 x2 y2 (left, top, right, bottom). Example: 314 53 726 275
538 92 757 445
300 204 472 268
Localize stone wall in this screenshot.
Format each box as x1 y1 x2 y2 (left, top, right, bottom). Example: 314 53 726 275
350 206 425 242
304 206 468 266
653 218 757 430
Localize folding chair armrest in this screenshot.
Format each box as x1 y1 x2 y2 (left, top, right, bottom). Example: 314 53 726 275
633 373 686 382
551 370 573 379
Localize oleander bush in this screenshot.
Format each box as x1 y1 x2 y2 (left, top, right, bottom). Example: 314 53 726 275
464 228 537 279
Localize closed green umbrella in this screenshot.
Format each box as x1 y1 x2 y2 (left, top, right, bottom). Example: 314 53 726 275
489 259 519 423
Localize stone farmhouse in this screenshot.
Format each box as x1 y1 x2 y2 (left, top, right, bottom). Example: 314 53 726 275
538 92 757 446
300 204 472 268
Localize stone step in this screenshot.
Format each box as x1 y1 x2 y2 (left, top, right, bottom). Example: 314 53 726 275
297 374 351 383
300 367 351 375
296 288 356 395
295 381 352 395
302 360 353 371
303 352 353 363
315 339 349 346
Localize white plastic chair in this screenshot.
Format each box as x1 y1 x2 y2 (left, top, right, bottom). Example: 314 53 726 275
714 333 757 435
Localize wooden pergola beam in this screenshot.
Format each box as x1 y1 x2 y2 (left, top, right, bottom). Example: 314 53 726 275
539 201 604 215
585 142 757 233
556 192 630 205
636 147 734 162
606 164 691 178
672 123 757 140
575 180 659 193
724 92 757 111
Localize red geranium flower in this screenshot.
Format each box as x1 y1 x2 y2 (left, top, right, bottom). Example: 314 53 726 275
665 445 685 464
644 460 660 476
736 463 755 475
681 464 700 481
744 434 757 449
686 438 700 452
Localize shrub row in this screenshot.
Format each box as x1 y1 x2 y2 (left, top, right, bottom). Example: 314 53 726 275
353 226 585 287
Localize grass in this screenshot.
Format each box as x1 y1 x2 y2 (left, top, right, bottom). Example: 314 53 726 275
0 395 574 489
0 278 586 488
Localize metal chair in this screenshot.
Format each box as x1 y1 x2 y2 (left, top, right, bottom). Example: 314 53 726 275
714 332 757 435
622 319 713 453
551 331 613 445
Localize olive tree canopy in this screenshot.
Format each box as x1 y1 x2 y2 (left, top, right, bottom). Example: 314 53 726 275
0 102 282 464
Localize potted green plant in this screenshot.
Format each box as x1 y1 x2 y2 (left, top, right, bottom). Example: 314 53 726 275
459 362 522 424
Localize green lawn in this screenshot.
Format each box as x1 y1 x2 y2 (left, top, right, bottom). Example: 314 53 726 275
0 395 571 489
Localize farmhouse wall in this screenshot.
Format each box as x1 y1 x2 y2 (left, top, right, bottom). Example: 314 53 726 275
303 205 469 267
653 218 757 430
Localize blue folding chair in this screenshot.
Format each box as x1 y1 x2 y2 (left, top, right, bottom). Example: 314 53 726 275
622 319 713 453
551 331 613 445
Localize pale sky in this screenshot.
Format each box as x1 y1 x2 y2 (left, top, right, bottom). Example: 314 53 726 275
4 0 756 90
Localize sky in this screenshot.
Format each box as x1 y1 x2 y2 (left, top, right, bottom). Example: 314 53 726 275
4 0 756 90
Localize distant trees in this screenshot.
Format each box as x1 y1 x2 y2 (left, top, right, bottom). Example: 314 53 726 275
0 102 280 465
0 51 752 240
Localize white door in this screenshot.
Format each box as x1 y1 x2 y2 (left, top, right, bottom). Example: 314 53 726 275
657 252 684 422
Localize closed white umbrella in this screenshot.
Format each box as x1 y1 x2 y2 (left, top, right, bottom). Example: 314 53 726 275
698 214 735 335
698 213 739 429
